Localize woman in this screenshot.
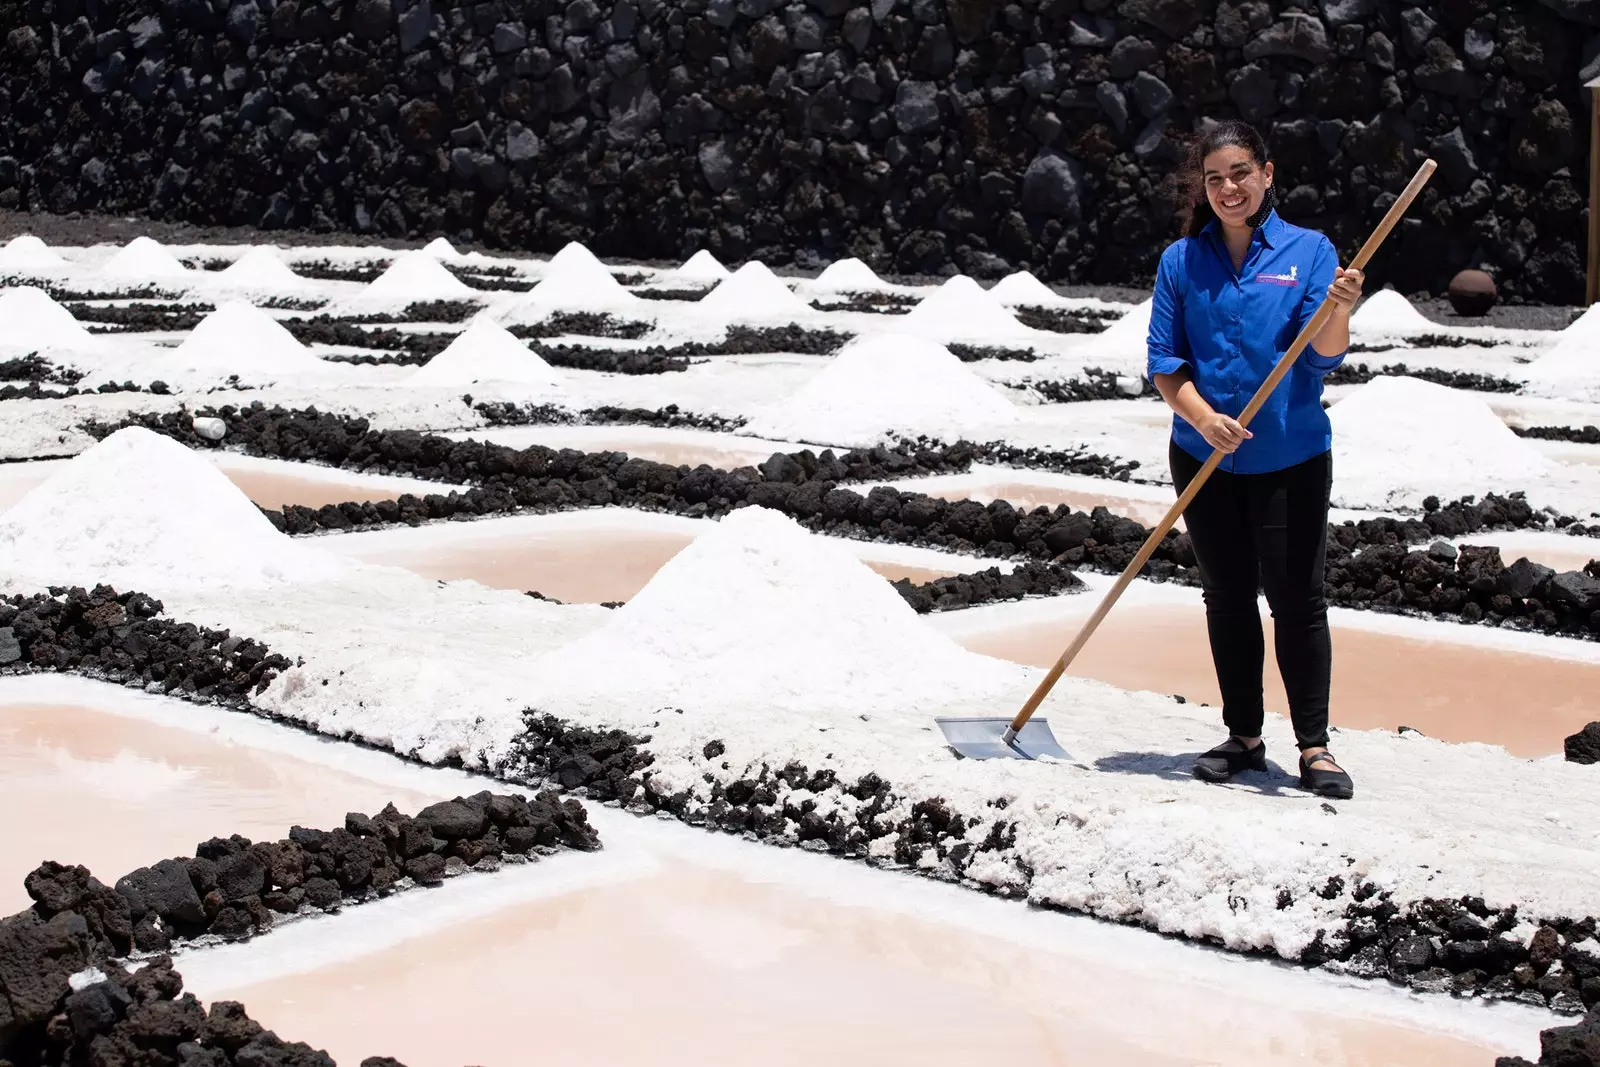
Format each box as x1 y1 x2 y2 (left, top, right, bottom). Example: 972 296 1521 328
1146 120 1362 800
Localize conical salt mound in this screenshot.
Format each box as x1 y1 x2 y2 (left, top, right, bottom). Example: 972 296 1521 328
810 258 887 292
1076 298 1153 373
1349 288 1434 339
100 236 190 280
0 427 347 592
698 261 811 319
0 287 98 351
743 332 1018 447
900 275 1032 339
507 244 638 318
406 318 564 394
151 301 337 388
1526 305 1600 383
990 271 1065 306
422 237 461 259
0 235 66 272
676 250 730 281
345 250 475 308
1329 376 1560 509
529 506 1019 716
208 247 315 292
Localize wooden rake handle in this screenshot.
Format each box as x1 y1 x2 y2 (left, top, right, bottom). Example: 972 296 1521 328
1003 158 1438 739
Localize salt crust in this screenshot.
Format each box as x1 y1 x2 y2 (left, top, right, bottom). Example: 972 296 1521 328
404 317 564 397
742 332 1019 446
100 236 190 280
0 427 347 591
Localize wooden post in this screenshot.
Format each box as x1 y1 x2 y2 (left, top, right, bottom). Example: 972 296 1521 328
1588 79 1600 306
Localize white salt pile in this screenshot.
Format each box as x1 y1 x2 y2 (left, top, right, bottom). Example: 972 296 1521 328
1522 305 1600 396
989 271 1066 306
697 261 812 319
676 250 730 281
100 236 190 281
1075 298 1153 373
341 250 475 310
0 287 99 353
530 506 1020 716
1348 288 1435 341
899 275 1033 340
0 235 66 273
0 427 347 592
503 241 639 317
1329 376 1564 509
422 237 461 259
405 317 564 396
743 332 1018 447
808 257 888 292
120 300 344 389
204 247 316 293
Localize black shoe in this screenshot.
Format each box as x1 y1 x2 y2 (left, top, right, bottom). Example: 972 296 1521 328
1193 737 1267 782
1300 751 1354 799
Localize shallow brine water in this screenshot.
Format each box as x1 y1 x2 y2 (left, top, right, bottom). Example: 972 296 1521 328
959 602 1600 757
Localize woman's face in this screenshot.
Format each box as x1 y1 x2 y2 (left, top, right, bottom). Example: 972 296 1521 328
1203 146 1274 229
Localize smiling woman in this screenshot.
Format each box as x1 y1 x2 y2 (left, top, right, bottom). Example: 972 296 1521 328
1146 119 1367 799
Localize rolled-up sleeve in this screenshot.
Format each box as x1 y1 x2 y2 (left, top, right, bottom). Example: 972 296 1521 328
1146 244 1191 381
1300 237 1346 374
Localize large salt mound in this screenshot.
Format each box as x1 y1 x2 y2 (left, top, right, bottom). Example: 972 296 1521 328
405 318 564 395
205 247 316 293
808 257 888 292
897 275 1036 342
1523 305 1600 387
743 332 1018 447
1329 376 1563 509
504 241 638 317
0 287 99 352
989 271 1065 306
342 250 474 309
0 427 347 591
1077 298 1153 373
121 300 345 388
100 236 190 280
697 261 811 319
1349 288 1435 340
676 250 729 281
0 235 66 272
530 506 1020 716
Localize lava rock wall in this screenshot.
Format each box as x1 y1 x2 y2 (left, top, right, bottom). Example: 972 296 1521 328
1 0 1596 299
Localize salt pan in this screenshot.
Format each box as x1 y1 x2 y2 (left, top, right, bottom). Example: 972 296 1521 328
0 235 66 273
530 506 1020 716
808 258 889 292
697 261 812 320
743 332 1018 447
0 287 99 352
989 271 1066 306
405 318 564 397
1329 376 1564 509
899 275 1034 341
676 250 730 282
100 236 190 281
1348 288 1435 341
0 427 347 591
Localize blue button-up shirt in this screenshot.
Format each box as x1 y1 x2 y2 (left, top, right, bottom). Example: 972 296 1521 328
1145 210 1346 475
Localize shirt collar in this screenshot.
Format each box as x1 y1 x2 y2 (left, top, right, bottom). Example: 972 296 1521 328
1202 207 1283 252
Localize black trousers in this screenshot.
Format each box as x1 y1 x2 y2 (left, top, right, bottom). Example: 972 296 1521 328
1170 442 1333 750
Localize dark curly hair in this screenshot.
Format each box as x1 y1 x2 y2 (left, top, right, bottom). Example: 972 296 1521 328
1182 120 1277 238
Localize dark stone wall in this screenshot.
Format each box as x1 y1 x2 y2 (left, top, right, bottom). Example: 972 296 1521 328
0 0 1597 300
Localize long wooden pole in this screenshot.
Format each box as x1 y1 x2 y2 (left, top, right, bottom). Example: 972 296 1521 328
999 159 1439 747
1587 83 1600 307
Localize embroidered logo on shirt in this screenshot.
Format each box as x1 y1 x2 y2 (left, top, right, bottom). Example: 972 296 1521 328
1256 264 1300 287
